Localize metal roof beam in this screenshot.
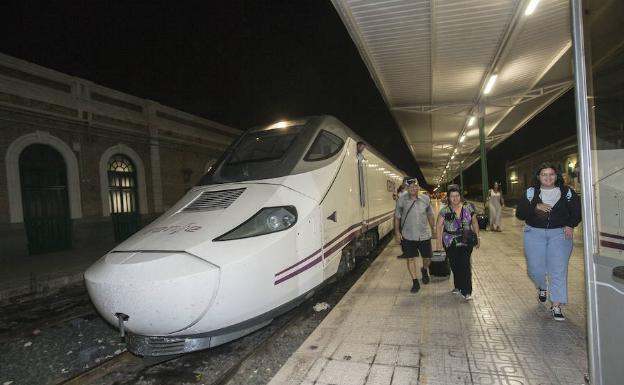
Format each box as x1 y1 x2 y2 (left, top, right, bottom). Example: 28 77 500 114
392 103 473 113
391 80 573 115
488 80 574 108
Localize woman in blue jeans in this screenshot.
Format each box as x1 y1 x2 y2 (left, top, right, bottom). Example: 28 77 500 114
516 162 581 321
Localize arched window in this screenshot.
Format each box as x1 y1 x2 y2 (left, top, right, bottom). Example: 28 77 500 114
108 154 140 241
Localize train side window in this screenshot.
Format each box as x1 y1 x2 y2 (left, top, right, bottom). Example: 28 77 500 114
304 130 344 161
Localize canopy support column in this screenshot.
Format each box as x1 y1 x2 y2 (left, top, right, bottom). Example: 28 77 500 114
459 161 464 196
478 103 489 213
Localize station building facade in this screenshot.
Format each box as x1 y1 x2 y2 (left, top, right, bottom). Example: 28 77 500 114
0 53 241 258
505 136 579 201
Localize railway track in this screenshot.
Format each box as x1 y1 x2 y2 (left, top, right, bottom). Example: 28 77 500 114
50 291 312 385
47 235 390 385
210 307 308 385
58 352 144 385
0 289 95 343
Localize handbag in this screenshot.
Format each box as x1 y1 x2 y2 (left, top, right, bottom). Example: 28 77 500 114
463 230 478 247
458 206 478 247
461 218 478 247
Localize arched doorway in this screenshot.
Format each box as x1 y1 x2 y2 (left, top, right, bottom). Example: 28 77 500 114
108 154 140 242
19 144 72 254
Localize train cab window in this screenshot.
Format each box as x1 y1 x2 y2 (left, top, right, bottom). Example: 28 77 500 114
227 126 302 165
304 130 344 161
197 122 310 185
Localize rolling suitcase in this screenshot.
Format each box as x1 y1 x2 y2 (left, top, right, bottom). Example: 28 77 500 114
477 214 489 230
430 250 450 277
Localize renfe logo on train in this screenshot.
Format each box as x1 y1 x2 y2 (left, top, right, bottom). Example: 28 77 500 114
145 223 202 235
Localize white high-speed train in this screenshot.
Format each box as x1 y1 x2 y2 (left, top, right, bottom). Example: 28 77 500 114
85 115 405 356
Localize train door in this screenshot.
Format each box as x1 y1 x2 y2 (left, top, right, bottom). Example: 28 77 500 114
320 139 359 273
357 150 368 223
572 1 624 383
107 154 141 242
296 205 322 295
19 144 72 255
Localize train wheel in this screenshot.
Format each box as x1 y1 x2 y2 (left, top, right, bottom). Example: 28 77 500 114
370 230 380 249
337 246 356 275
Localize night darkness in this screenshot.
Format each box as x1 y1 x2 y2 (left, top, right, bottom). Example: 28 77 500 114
0 1 576 190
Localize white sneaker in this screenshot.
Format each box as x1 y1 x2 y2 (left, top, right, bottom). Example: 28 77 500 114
451 288 461 295
551 305 565 321
538 288 547 303
464 294 473 301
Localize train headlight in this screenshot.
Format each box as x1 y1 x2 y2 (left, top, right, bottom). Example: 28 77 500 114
214 206 297 241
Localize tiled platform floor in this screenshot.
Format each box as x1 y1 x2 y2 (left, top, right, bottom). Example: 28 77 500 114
269 206 588 385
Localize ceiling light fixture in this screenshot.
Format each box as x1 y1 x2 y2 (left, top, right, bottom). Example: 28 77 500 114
459 134 466 143
525 0 540 16
484 74 498 95
468 116 475 126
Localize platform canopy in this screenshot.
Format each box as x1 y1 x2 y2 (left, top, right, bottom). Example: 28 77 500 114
331 0 573 186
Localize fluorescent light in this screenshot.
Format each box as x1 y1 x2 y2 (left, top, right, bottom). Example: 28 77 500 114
468 116 475 126
525 0 540 16
451 155 455 160
459 135 466 143
484 74 498 94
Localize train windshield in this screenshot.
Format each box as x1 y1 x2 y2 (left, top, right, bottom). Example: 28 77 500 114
197 123 309 185
227 127 301 165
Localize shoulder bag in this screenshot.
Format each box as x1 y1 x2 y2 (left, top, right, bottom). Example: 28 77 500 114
399 199 417 235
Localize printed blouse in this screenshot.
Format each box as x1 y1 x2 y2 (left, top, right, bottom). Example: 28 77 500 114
438 204 475 248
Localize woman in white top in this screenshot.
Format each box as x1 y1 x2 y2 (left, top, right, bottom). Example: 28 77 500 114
488 182 505 231
515 163 581 321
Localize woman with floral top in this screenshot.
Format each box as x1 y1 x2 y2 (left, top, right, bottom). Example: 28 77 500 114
435 186 480 300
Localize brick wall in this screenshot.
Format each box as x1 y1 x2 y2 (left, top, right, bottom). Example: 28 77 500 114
0 107 235 258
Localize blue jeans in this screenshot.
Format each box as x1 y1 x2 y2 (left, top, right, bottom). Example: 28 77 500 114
523 225 573 304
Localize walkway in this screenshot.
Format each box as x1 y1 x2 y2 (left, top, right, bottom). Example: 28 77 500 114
269 206 588 385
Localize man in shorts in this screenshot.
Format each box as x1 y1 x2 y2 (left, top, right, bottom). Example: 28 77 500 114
394 178 435 292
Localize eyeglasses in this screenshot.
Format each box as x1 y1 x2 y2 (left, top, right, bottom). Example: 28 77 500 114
406 178 418 186
539 173 556 177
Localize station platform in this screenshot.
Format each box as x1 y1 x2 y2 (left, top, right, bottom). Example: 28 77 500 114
269 207 588 385
0 247 105 301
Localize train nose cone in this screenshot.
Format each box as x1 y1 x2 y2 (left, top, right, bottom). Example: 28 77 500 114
84 251 219 335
